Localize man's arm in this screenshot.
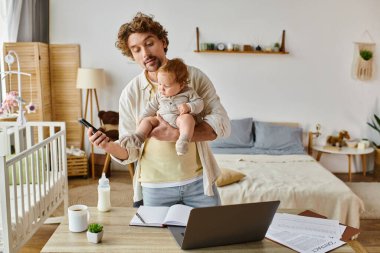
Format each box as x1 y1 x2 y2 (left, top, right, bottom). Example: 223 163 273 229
149 115 216 142
192 121 217 141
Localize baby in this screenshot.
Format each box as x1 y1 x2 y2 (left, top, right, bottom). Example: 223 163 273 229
120 58 204 155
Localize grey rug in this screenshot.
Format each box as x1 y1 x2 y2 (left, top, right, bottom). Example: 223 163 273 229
346 182 380 219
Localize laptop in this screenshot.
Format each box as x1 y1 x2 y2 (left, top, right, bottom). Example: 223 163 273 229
168 201 280 250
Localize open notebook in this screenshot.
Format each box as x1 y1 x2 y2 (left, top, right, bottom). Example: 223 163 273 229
130 204 193 227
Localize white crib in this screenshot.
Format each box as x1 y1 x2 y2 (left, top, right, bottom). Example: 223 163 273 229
0 122 69 253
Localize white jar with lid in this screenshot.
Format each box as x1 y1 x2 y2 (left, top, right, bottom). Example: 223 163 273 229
97 173 111 212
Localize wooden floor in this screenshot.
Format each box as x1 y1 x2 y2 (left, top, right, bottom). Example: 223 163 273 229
335 167 380 253
19 167 380 253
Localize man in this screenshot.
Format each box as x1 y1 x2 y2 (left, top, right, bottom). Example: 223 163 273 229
88 12 230 207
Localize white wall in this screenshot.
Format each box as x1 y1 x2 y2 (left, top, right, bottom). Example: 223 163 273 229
50 0 380 173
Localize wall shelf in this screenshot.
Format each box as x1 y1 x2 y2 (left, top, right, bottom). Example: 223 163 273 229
195 27 289 55
194 50 289 55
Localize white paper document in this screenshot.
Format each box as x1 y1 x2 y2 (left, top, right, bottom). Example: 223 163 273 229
266 213 346 253
270 213 341 238
266 228 345 253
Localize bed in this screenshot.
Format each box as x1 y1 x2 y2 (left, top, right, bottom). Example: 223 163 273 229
0 122 69 253
212 119 364 228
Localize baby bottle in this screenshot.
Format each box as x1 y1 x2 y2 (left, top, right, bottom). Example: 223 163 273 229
97 173 111 212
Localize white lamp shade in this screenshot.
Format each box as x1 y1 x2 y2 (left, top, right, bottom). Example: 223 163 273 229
76 68 105 89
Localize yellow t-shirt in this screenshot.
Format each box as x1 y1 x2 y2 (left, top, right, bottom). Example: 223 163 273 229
139 73 202 184
139 138 202 183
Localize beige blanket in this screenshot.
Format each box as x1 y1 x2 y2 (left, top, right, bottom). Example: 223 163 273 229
215 154 364 228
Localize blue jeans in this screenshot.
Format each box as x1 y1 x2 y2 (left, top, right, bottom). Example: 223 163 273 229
142 178 221 207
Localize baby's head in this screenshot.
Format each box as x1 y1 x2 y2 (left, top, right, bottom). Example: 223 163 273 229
157 58 189 97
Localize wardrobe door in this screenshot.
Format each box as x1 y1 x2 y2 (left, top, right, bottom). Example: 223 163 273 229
49 44 82 148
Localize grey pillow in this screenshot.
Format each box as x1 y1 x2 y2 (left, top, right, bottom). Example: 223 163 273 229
254 121 304 151
210 118 254 148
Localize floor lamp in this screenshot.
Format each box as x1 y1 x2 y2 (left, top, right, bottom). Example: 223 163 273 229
76 68 105 179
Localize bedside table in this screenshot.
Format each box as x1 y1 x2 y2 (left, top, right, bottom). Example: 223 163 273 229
312 145 374 181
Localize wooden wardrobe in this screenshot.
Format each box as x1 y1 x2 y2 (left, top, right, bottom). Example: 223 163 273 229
3 42 82 148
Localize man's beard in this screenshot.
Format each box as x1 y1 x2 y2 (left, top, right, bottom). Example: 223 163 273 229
145 56 162 72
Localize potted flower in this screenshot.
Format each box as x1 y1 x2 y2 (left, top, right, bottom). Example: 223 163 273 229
367 114 380 165
86 223 103 244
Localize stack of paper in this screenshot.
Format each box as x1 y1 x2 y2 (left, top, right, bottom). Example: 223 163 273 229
266 213 346 253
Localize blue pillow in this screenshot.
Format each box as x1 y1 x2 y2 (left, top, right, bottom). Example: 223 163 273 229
210 118 254 148
254 121 304 152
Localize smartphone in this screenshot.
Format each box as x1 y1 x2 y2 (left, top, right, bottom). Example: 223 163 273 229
78 118 98 133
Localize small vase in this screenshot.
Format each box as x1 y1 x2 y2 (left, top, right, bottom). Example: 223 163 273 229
86 230 103 244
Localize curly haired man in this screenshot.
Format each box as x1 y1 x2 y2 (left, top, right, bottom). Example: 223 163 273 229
88 12 230 207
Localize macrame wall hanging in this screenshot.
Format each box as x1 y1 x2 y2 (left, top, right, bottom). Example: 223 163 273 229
352 30 376 81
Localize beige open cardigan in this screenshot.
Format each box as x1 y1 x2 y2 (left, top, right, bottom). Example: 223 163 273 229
112 66 231 203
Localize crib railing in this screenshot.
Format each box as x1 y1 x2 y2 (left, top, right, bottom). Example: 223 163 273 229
0 122 69 253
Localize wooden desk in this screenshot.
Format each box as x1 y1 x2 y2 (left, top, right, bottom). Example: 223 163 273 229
313 145 374 182
41 207 361 253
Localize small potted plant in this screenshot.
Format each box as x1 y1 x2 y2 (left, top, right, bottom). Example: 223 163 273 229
367 113 380 165
86 223 104 244
273 42 281 52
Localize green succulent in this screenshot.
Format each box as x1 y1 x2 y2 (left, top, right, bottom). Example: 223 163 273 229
274 42 280 48
367 114 380 147
360 50 373 61
88 223 103 233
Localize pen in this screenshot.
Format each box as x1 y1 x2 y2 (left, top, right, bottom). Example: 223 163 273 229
136 212 146 224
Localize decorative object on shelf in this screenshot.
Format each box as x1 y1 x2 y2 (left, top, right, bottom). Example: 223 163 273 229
279 30 286 53
216 43 225 51
227 43 234 51
352 30 375 81
243 44 254 51
196 27 200 52
76 67 106 179
194 27 288 55
273 42 281 52
264 47 272 52
326 130 351 148
233 44 240 51
86 223 104 244
0 50 33 125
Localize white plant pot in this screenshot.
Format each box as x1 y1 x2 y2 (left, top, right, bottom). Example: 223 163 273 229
86 230 103 244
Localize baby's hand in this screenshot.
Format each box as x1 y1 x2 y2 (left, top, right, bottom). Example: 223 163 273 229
177 103 190 115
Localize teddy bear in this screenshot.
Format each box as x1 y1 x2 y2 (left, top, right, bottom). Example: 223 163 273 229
326 130 350 147
98 110 119 141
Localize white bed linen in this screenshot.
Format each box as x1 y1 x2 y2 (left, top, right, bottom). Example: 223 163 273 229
215 154 364 228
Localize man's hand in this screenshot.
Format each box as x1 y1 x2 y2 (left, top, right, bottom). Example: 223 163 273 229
149 115 179 141
88 128 111 151
88 128 129 160
177 103 190 115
